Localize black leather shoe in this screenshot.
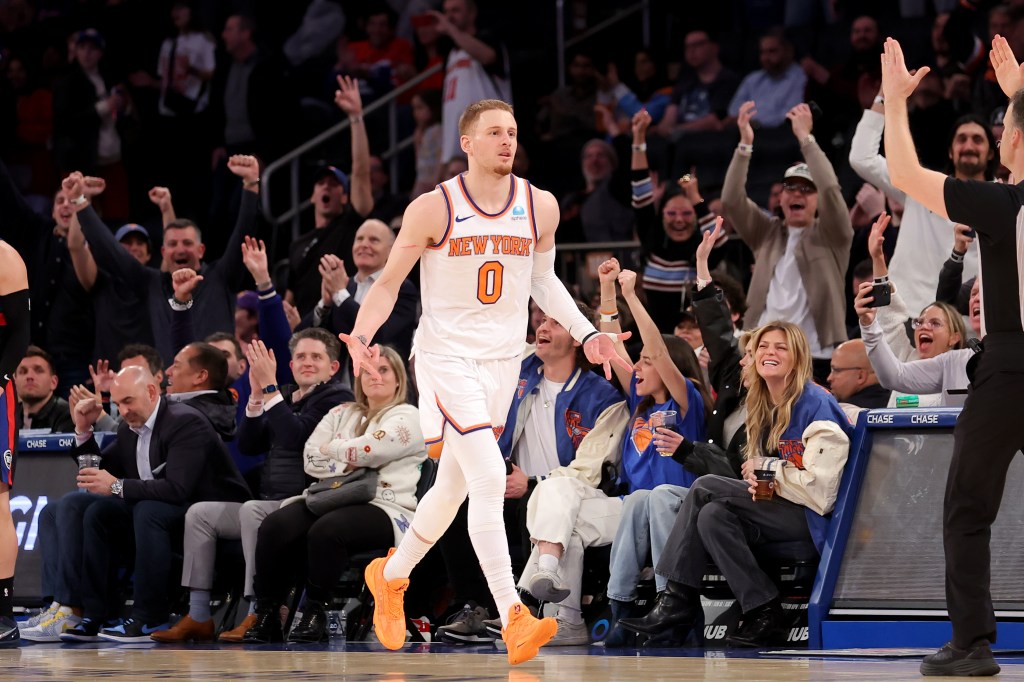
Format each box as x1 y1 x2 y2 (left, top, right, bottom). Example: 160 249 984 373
288 599 328 643
617 582 701 638
921 641 1000 677
726 600 788 648
242 603 284 644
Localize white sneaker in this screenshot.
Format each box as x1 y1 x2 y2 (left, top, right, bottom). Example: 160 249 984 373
527 569 571 603
21 609 82 643
544 618 590 646
23 602 60 629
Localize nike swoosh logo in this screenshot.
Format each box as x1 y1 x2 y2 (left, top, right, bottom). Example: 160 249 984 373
455 214 474 223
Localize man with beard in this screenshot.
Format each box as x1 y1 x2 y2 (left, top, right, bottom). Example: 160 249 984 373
851 98 993 315
0 161 94 394
722 101 853 382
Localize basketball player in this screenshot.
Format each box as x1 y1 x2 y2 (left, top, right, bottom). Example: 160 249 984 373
0 240 30 646
882 36 1024 677
340 99 630 665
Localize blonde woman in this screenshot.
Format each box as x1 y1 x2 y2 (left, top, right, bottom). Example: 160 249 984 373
244 346 426 643
619 321 851 648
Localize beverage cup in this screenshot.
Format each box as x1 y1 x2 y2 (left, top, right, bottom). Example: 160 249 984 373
651 410 679 456
753 469 775 501
77 454 101 470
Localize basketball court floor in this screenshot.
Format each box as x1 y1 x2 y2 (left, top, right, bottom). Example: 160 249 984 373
4 642 1024 681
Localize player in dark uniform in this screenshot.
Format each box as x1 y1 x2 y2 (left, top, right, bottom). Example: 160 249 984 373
882 36 1024 677
0 239 30 646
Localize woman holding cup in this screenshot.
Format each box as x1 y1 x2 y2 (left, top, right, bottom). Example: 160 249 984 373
618 321 852 648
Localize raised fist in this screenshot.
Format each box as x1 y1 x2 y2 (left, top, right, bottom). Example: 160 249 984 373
148 187 173 213
227 155 260 183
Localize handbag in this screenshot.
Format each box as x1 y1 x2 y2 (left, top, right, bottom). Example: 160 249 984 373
305 467 379 516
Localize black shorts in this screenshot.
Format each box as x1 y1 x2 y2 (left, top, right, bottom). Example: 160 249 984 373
0 378 14 488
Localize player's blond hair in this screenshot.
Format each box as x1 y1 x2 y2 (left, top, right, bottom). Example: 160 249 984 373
458 99 514 137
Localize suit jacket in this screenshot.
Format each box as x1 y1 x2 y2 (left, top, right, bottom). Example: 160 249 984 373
71 398 250 505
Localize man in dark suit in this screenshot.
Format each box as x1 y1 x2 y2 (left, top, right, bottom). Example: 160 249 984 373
56 366 250 643
306 218 417 363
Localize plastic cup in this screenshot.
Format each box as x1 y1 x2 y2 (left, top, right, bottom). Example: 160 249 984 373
77 454 101 470
651 410 679 456
753 469 775 501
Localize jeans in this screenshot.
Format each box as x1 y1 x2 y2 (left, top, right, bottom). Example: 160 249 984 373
607 484 689 601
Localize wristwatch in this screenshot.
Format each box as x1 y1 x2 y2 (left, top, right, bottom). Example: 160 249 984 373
70 194 88 206
262 384 279 395
110 479 124 497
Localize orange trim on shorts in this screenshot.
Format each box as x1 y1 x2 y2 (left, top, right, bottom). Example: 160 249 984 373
427 183 455 250
457 174 518 219
435 395 492 435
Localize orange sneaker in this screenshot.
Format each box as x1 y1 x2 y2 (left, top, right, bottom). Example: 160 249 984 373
502 603 558 665
364 547 410 650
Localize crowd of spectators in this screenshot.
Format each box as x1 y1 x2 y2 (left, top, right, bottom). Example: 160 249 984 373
2 0 1017 652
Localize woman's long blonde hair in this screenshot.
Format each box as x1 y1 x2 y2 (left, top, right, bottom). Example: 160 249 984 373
352 345 409 436
742 321 813 460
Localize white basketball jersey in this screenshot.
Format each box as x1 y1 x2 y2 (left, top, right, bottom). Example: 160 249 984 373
414 173 538 360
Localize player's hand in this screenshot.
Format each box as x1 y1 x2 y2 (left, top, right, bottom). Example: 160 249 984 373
338 333 382 381
584 332 634 380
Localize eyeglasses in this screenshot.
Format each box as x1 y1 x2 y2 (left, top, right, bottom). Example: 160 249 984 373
782 182 817 194
830 366 866 373
911 317 946 330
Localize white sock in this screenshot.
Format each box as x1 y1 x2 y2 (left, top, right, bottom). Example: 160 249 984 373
558 606 584 626
538 553 559 574
383 531 433 582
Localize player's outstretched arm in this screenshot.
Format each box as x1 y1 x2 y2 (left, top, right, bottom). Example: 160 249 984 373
530 187 632 380
0 243 29 380
341 190 444 378
881 38 949 218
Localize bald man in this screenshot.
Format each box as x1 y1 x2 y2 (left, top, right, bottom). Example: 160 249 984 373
307 218 418 361
827 339 891 408
51 366 250 643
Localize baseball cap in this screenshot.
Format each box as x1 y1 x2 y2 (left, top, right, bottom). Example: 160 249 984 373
783 162 816 188
313 165 350 194
114 223 149 243
237 291 259 314
75 29 106 50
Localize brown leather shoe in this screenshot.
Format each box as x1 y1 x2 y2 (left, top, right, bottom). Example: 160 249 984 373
217 614 257 643
150 614 215 643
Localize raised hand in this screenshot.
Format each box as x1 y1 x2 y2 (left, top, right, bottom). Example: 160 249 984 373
583 332 634 381
171 268 204 303
953 223 975 255
282 300 301 331
334 75 364 117
867 211 891 264
855 183 886 219
787 103 814 141
990 35 1024 98
696 216 724 283
631 109 652 141
880 37 930 102
88 359 115 394
72 396 102 433
597 258 621 285
737 101 756 145
427 9 455 35
618 269 638 300
62 172 86 210
227 154 260 184
240 236 270 284
677 167 702 204
854 281 877 327
246 339 278 390
318 254 349 301
82 176 106 197
148 186 173 213
338 333 382 381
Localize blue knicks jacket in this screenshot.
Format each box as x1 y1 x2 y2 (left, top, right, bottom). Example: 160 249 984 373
764 382 854 553
498 353 623 479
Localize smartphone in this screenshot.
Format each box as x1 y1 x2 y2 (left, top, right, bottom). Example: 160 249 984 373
965 227 977 239
866 282 891 308
808 101 824 122
411 13 438 28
